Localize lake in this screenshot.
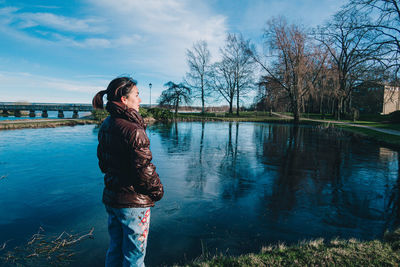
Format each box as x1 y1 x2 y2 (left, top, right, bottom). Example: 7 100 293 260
0 122 399 266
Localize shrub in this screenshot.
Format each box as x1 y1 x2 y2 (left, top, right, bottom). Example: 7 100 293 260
359 113 388 122
139 107 150 118
344 108 360 122
92 107 172 122
148 108 173 121
91 109 109 121
389 110 400 123
224 112 236 117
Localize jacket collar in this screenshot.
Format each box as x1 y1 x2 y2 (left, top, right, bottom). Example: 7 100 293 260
106 101 145 128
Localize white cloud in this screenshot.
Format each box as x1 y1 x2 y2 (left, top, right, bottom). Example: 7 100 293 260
0 7 106 33
86 0 228 76
0 71 105 103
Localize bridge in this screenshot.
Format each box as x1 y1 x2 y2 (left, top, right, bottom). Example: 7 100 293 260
0 102 93 118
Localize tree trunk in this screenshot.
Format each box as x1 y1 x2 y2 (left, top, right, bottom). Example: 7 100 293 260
201 82 205 114
292 98 300 124
319 94 323 114
229 95 233 114
336 97 343 120
175 99 179 115
201 95 205 114
348 94 352 112
236 90 240 116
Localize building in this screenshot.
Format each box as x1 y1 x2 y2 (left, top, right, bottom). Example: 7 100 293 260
352 82 399 114
382 85 400 114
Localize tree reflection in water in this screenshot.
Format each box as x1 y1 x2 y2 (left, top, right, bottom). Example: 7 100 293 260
255 124 399 239
185 121 209 194
217 122 256 201
386 152 400 228
151 122 192 154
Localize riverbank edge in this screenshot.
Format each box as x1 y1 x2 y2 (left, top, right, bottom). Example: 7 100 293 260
332 124 400 150
178 228 400 267
0 119 96 130
173 115 400 150
0 117 157 130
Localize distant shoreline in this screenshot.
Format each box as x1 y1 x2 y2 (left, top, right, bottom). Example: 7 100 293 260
0 118 96 130
0 116 157 130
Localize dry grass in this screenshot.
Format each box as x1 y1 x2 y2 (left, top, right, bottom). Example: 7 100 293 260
0 227 94 266
181 229 400 267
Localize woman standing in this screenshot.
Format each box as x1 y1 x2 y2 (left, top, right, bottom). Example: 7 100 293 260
92 77 164 267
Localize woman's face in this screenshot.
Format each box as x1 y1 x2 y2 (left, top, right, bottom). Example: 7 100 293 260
121 85 141 112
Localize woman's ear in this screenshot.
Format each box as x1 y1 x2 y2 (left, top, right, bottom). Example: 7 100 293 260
121 96 128 105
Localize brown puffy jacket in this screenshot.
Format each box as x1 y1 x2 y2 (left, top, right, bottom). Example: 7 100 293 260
97 101 164 208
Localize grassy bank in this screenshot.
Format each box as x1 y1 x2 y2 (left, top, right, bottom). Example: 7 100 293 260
176 112 293 123
333 124 400 149
180 229 400 267
0 119 96 130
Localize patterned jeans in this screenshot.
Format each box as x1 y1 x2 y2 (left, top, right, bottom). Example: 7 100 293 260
105 205 151 267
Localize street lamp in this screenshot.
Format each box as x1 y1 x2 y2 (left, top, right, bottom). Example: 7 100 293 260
149 83 152 108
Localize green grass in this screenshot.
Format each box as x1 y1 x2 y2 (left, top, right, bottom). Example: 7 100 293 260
179 229 400 267
334 124 400 148
300 113 335 120
350 122 400 131
177 111 273 118
176 112 294 124
359 113 390 122
275 112 400 132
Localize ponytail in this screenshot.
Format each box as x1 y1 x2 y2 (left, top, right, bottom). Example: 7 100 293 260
92 90 107 109
92 77 137 109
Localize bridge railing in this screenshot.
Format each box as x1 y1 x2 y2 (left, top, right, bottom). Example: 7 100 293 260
0 102 93 111
0 102 94 118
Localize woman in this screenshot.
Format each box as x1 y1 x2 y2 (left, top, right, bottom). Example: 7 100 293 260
92 77 164 267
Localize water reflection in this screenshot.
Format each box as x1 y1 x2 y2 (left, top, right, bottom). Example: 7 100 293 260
152 122 192 154
252 125 398 237
186 121 207 193
387 152 400 227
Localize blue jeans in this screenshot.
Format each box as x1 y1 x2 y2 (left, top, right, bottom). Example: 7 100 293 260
105 205 151 267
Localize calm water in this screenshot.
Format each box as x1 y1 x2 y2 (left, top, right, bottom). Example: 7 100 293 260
0 122 399 266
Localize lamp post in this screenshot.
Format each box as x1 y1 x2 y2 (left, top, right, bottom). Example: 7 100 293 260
149 83 152 108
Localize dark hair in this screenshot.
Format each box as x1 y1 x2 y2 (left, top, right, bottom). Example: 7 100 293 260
92 77 137 109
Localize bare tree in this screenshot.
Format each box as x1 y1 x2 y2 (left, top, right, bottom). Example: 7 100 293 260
315 8 382 119
312 55 340 116
248 17 326 123
220 33 255 116
211 58 237 114
255 75 289 112
185 40 212 114
158 81 191 115
348 0 400 79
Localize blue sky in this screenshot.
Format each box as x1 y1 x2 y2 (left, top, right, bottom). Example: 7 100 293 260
0 0 346 104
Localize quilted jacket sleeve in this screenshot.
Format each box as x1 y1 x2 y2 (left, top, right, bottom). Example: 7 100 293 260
129 128 164 201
